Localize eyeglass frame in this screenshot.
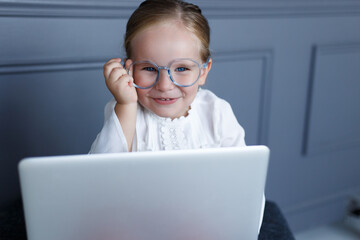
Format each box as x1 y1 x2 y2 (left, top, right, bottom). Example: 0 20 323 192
126 58 210 89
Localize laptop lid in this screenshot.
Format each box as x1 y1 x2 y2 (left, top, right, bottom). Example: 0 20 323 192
19 146 269 240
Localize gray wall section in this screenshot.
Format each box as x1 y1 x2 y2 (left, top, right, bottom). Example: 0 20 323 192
1 0 360 233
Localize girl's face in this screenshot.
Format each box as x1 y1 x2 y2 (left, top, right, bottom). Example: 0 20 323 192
130 21 212 119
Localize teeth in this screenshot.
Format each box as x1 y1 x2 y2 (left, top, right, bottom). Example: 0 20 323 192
160 98 171 101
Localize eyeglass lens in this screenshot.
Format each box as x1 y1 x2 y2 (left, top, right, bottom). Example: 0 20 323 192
128 59 201 88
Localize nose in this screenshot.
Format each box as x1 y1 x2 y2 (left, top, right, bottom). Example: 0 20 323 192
155 69 175 91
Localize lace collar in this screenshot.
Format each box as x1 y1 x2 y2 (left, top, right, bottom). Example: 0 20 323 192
140 103 195 124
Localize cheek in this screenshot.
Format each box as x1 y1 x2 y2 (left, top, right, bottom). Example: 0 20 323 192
135 89 148 103
136 89 147 97
182 86 199 100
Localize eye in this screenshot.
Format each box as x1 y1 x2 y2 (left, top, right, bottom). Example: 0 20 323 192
175 67 188 72
143 67 156 72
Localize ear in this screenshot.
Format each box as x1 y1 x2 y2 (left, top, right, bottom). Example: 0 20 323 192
198 58 212 86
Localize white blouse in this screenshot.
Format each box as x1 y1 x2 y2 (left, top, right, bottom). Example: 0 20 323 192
89 89 246 153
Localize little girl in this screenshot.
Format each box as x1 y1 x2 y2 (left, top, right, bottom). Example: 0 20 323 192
90 0 264 232
90 0 246 153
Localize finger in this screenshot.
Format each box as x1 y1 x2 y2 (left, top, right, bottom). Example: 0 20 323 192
109 67 127 81
112 65 135 87
120 74 135 88
107 67 128 85
104 59 123 80
124 59 134 79
107 73 135 96
104 58 121 67
124 59 133 70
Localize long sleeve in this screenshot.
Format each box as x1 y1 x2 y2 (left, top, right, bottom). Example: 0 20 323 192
89 99 129 153
216 100 246 147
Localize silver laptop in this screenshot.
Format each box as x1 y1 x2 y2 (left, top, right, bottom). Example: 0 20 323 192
19 146 269 240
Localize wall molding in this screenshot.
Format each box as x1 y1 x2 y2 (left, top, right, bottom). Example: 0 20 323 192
0 57 106 74
316 43 360 55
283 186 360 231
213 49 273 145
302 42 360 156
0 0 360 18
283 186 360 216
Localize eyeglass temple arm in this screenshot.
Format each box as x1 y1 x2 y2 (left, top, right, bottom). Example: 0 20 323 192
202 57 211 68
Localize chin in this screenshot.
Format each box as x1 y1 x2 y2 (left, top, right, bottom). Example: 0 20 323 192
156 111 178 119
139 101 189 119
154 109 186 119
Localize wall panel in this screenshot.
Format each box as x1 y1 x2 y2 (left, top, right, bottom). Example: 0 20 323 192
0 60 111 204
304 43 360 155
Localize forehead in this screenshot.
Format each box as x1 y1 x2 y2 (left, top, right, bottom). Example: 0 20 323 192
130 21 202 64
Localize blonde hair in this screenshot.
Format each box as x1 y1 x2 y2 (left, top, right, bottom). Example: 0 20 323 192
124 0 210 62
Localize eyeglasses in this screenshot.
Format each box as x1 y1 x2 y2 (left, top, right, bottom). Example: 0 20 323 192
126 58 209 89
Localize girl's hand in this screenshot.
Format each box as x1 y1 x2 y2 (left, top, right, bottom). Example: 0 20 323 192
103 58 137 105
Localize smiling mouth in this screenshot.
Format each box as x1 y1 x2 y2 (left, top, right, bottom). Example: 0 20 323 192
153 98 178 105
